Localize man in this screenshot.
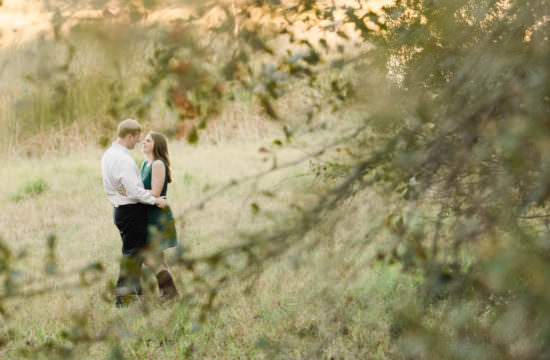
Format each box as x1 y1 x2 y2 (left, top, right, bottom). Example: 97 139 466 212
101 119 167 307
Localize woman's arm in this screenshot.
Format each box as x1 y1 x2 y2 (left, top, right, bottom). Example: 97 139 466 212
150 160 166 197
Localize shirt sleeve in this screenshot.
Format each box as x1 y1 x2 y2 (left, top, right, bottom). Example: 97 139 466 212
118 158 156 205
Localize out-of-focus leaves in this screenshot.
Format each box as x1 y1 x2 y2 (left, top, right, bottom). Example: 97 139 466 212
52 9 64 39
107 343 127 360
92 0 109 8
142 0 157 9
45 234 57 275
300 0 315 12
187 126 199 144
2 0 550 358
0 239 11 273
345 7 371 39
259 95 278 119
79 262 105 286
240 28 274 55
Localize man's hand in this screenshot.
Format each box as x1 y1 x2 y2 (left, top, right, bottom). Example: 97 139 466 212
117 184 127 196
155 196 168 208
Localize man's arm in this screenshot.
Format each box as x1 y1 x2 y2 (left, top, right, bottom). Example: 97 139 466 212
118 159 161 206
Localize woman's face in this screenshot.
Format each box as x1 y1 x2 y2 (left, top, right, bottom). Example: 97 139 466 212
142 133 154 154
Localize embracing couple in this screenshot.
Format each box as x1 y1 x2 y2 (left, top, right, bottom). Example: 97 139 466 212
101 119 179 307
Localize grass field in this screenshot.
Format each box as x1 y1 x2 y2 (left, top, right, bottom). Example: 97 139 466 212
1 134 412 359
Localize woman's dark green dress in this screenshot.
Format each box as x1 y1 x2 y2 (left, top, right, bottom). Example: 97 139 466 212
141 160 178 250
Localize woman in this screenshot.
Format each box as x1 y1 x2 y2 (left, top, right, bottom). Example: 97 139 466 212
141 131 179 300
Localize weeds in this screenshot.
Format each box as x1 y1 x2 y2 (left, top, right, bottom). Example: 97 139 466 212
9 178 49 202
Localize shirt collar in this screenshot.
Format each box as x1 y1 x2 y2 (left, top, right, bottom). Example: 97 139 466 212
112 142 130 154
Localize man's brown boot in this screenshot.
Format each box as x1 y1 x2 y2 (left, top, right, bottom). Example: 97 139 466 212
156 270 179 301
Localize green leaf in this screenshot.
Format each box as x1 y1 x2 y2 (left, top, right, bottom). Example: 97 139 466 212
142 0 157 9
187 126 199 144
260 96 278 119
331 59 345 69
46 234 57 249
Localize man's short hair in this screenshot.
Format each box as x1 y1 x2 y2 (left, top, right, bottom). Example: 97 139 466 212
117 119 142 138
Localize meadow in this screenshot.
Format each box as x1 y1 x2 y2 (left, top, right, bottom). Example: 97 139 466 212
1 128 411 359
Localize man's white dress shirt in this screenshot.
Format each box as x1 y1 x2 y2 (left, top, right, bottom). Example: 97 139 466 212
101 142 156 207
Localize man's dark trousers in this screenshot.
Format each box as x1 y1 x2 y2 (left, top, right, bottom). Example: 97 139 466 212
113 203 148 303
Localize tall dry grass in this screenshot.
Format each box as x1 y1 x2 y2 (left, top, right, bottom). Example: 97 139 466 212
0 1 276 154
1 133 406 358
0 0 384 155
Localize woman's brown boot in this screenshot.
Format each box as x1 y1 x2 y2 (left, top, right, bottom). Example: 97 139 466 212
156 270 179 301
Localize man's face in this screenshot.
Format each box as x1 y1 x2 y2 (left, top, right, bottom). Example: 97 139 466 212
128 133 141 150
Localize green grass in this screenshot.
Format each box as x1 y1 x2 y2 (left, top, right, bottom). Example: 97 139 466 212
8 178 49 201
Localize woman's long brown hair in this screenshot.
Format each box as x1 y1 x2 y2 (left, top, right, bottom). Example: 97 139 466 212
149 131 172 183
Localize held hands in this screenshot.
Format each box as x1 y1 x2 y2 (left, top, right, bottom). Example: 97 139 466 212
155 196 168 208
